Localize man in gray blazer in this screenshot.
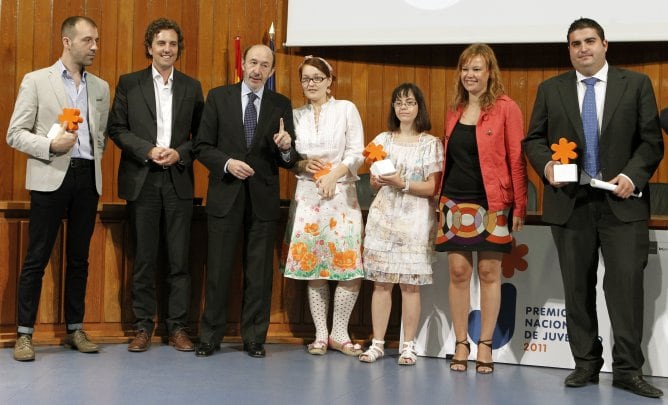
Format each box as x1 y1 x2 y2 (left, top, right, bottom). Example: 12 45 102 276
108 18 204 352
524 18 663 398
6 16 110 362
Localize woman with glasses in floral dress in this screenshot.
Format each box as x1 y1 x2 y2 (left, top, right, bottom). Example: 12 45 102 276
282 56 365 357
359 83 443 365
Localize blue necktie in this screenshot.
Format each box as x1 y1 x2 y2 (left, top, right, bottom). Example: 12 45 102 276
581 77 600 177
244 92 258 146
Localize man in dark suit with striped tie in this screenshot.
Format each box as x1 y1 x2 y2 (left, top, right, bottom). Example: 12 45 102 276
524 18 663 398
194 44 299 358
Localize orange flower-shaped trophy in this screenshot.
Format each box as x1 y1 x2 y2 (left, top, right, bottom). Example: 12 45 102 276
363 142 387 165
550 137 579 182
59 108 84 131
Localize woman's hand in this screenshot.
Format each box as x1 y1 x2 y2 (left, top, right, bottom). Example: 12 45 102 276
512 216 524 232
301 158 327 175
377 172 405 189
316 172 338 199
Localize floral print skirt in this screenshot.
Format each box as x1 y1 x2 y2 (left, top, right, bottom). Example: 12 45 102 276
281 180 364 281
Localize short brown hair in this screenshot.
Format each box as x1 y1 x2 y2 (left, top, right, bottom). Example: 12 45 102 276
61 16 97 38
144 18 184 59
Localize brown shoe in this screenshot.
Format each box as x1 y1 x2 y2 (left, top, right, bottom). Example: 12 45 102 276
14 334 35 361
128 330 151 352
169 329 194 351
64 329 99 353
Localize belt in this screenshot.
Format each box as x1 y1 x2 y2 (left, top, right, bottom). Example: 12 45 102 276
69 158 93 169
149 161 170 172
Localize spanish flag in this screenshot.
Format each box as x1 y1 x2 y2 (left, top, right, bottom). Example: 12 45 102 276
234 36 242 83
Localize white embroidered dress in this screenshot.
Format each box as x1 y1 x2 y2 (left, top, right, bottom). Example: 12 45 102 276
363 132 444 285
282 98 365 280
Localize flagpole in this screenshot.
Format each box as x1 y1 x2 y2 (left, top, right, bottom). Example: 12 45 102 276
267 22 275 91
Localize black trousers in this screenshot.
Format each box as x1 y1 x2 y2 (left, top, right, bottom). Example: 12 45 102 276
17 161 98 333
551 187 648 378
128 169 193 335
200 186 276 346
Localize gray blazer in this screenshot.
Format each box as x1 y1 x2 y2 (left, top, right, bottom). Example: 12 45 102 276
6 61 110 195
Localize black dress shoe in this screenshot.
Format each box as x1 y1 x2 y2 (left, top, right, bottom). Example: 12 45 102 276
243 342 266 358
195 342 219 357
613 375 664 398
565 366 599 387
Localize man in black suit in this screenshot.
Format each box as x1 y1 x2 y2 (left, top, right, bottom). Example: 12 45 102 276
524 18 664 398
194 44 298 358
108 18 204 352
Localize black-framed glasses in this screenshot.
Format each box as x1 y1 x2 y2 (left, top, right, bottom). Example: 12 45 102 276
393 100 417 108
300 76 327 84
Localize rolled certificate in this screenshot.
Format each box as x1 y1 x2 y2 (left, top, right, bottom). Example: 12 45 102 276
590 178 642 198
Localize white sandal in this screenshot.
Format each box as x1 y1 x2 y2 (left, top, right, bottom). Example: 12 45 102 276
398 340 417 365
359 339 385 363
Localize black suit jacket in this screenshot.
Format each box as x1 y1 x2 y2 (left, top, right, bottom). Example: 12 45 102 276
194 82 298 221
108 66 204 201
523 66 663 224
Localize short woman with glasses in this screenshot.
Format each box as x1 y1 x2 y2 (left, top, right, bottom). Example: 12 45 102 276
437 44 526 374
359 83 443 365
282 56 365 357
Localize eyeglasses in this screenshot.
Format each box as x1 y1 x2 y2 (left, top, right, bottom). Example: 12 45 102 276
300 76 327 84
393 100 417 108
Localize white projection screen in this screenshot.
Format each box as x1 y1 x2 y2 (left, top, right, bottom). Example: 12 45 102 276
285 0 668 46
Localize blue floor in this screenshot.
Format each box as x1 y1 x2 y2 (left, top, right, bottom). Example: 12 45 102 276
1 343 666 404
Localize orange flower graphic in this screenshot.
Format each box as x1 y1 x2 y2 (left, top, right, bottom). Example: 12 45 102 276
333 250 357 269
300 252 317 271
319 269 330 278
502 239 528 278
304 223 320 236
329 217 337 229
328 242 337 254
290 242 308 261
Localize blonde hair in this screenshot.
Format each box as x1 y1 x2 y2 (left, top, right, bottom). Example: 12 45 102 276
451 43 505 111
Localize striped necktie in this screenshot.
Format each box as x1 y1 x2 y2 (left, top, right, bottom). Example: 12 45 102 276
244 92 258 146
581 77 600 177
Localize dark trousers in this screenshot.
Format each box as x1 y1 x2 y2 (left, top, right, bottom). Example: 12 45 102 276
551 187 648 378
128 169 193 335
17 162 98 333
200 186 276 346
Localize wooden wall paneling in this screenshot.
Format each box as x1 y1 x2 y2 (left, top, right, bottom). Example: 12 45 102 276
0 220 19 330
33 0 52 77
180 0 199 78
12 0 36 202
526 64 545 211
102 221 124 324
365 48 385 145
82 219 106 325
429 46 448 138
0 1 18 200
192 0 215 203
187 217 207 325
99 1 120 204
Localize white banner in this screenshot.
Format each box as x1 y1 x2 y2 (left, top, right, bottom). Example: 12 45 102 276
414 226 668 377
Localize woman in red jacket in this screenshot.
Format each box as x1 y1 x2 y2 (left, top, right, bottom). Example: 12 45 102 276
436 43 527 374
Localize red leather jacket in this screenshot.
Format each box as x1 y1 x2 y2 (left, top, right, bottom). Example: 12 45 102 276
439 95 527 218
